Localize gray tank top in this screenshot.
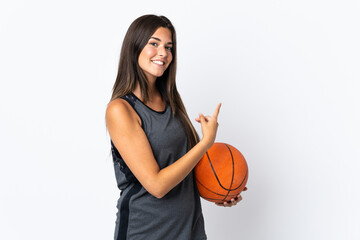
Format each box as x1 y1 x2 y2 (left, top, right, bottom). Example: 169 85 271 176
111 93 206 240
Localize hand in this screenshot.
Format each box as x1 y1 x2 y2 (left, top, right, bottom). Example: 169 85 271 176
215 187 248 207
195 103 221 149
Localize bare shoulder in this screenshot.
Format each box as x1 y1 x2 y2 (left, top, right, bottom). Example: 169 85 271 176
106 98 140 128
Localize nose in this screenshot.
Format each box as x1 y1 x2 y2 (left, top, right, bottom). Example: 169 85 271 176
157 46 168 57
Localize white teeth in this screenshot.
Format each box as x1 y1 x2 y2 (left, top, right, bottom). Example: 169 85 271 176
152 60 164 65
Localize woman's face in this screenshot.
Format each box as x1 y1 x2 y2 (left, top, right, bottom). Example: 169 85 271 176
138 27 173 82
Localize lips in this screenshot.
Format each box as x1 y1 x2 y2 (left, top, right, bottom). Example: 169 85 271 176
151 60 165 66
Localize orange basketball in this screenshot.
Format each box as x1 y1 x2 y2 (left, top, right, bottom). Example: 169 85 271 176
195 142 248 203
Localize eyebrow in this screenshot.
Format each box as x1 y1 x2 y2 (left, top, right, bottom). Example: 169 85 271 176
150 37 173 45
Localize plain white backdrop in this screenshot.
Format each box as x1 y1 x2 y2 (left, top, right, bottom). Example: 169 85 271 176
1 0 359 239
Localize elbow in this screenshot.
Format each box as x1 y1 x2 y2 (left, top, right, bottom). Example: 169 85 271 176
147 186 167 199
152 191 166 199
143 179 168 199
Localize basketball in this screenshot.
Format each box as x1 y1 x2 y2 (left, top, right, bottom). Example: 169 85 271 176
195 142 248 203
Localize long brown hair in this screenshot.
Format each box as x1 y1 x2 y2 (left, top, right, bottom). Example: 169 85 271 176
110 14 199 148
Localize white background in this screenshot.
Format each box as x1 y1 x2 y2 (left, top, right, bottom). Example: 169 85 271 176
1 0 359 239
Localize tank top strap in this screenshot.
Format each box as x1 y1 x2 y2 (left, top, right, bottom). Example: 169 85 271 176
121 93 145 129
121 93 136 108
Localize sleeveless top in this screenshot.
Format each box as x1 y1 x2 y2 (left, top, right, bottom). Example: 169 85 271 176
111 93 207 240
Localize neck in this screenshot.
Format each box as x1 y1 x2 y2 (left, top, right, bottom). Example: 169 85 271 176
133 81 161 103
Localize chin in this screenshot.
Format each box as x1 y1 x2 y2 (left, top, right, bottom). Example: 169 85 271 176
153 72 166 78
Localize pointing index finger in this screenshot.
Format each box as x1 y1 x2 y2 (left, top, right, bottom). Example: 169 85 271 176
213 103 222 118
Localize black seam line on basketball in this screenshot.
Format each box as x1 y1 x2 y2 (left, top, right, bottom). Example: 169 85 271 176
197 168 248 201
198 191 238 201
196 179 238 197
222 166 248 191
206 151 228 191
206 148 236 192
232 166 248 191
203 150 248 191
222 144 235 201
199 170 247 202
199 167 248 192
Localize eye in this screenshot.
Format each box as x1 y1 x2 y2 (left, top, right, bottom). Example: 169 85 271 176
165 46 173 51
149 42 158 47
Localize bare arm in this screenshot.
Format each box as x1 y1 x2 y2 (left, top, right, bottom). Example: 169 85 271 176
106 98 221 199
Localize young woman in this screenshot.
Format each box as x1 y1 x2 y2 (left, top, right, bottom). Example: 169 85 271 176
106 14 243 240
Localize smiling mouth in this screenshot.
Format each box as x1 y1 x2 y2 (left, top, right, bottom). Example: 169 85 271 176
151 60 165 66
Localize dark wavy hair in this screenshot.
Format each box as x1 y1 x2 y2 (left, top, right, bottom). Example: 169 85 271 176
109 14 199 148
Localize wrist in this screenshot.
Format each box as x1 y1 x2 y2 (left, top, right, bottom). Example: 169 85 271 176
199 138 213 150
